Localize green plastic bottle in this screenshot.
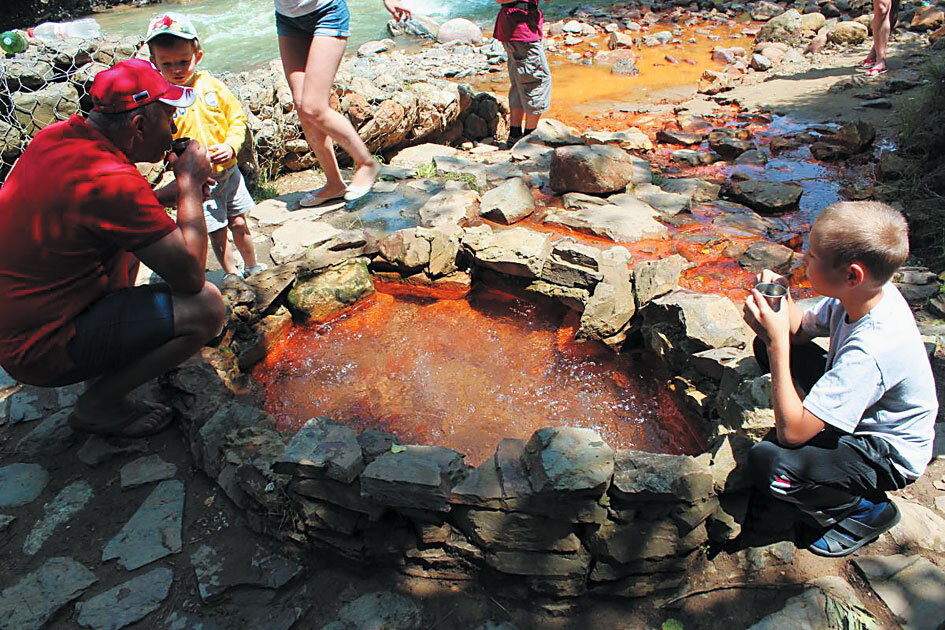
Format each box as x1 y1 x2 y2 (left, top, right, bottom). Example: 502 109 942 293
1 30 27 54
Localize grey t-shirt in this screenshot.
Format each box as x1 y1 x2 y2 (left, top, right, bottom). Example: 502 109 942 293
274 0 333 18
801 284 937 479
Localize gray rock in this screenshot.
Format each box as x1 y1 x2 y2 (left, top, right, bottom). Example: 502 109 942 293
523 427 615 496
532 118 583 146
581 128 653 151
480 177 535 224
76 567 173 630
378 229 431 271
853 554 945 630
0 514 14 533
197 403 276 477
77 436 147 467
670 149 718 166
747 584 868 629
418 189 480 228
270 220 342 264
103 480 184 571
887 499 945 554
756 9 804 44
484 547 591 578
0 557 96 630
509 136 555 162
550 145 644 194
164 612 224 630
738 240 795 272
633 254 689 305
337 591 421 630
728 179 802 214
656 129 705 145
588 519 706 564
611 450 713 502
707 132 753 159
539 238 602 288
751 53 773 71
275 417 364 483
453 508 582 552
120 455 177 489
437 18 483 44
13 82 80 136
461 225 551 278
23 479 93 555
15 409 77 456
390 143 457 170
736 149 769 166
579 247 636 345
361 446 467 512
649 291 751 351
659 177 721 202
542 197 668 242
632 183 691 216
2 384 80 424
0 462 49 508
190 540 302 601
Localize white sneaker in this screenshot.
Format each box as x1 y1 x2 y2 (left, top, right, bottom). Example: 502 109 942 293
245 263 268 277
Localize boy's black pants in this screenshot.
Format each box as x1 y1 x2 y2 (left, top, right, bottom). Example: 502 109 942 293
749 339 910 527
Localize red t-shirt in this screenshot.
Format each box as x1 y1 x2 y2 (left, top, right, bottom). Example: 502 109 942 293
0 115 176 385
494 0 544 43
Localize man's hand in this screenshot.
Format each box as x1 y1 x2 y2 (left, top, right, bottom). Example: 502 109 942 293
207 143 235 165
383 0 412 21
172 140 212 187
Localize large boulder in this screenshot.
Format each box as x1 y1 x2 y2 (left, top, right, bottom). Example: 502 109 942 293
647 291 752 352
756 9 804 44
287 260 375 323
633 254 689 306
828 21 868 44
522 427 615 497
437 18 484 44
479 177 536 225
579 246 635 345
550 145 643 194
461 225 551 278
728 179 802 214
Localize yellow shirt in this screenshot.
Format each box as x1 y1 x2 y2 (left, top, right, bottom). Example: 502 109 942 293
171 71 246 174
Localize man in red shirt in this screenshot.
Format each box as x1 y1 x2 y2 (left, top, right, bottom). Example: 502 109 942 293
0 59 225 437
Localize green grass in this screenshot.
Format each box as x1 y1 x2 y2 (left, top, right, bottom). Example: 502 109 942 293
414 159 438 179
249 178 280 203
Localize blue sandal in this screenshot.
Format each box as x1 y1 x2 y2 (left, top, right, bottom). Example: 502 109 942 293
807 500 900 558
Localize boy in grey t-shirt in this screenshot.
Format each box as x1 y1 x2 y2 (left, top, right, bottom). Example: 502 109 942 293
743 201 937 557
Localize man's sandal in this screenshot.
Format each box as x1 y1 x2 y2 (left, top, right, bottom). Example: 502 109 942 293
807 500 901 558
68 400 174 439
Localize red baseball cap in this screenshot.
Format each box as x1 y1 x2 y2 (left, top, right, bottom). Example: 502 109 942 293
90 58 196 114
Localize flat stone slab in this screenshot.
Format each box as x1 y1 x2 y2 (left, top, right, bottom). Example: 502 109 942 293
120 455 177 489
854 554 945 630
274 417 364 483
542 199 668 242
0 462 49 508
270 220 341 264
0 557 97 630
190 539 303 601
103 479 184 571
1 384 81 424
23 479 93 555
16 409 77 456
336 591 421 630
76 567 173 630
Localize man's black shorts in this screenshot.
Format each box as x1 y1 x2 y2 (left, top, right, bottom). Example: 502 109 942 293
51 284 175 386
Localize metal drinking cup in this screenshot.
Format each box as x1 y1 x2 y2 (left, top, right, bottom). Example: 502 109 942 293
754 282 787 312
171 137 191 157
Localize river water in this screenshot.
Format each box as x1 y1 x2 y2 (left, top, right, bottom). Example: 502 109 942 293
92 0 592 74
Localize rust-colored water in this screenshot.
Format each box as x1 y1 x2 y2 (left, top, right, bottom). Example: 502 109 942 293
254 288 707 465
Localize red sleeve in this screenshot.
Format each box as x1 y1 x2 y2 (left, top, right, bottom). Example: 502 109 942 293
83 166 177 252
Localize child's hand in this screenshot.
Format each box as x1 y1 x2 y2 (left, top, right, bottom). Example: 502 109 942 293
208 143 235 164
383 0 412 21
745 288 791 348
755 268 788 288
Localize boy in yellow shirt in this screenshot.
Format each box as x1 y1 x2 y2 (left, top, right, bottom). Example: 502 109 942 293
146 12 266 278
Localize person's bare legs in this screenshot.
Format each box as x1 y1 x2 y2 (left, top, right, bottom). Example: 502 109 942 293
73 283 226 427
228 215 257 269
279 34 379 193
524 112 541 131
870 0 892 71
209 228 240 275
509 107 525 133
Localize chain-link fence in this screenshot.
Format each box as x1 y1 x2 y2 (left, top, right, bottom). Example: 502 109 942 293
0 33 146 184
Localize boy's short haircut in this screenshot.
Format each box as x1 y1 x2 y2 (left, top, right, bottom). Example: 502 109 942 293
148 33 200 52
812 201 909 284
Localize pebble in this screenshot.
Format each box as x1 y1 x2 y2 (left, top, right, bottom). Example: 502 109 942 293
23 479 94 555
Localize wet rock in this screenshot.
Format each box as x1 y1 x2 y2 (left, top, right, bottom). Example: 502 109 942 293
418 189 480 228
649 291 751 351
833 120 876 153
611 450 713 503
660 177 721 202
632 183 691 216
390 143 457 170
454 508 581 552
540 238 602 288
120 455 177 490
580 246 636 345
708 132 753 160
853 554 945 630
657 129 705 146
0 462 49 508
337 591 421 630
756 9 804 44
462 225 551 278
543 197 668 242
633 254 690 306
887 499 945 554
0 557 96 630
102 480 184 571
523 426 615 497
15 409 77 456
75 567 172 630
190 539 302 601
738 240 795 273
275 417 364 483
23 480 93 556
361 445 467 512
581 128 654 152
735 149 768 166
288 260 374 323
828 20 869 44
728 179 802 214
550 145 644 194
671 149 718 166
480 177 536 224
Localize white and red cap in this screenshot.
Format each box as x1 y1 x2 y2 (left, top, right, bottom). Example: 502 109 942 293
90 58 196 114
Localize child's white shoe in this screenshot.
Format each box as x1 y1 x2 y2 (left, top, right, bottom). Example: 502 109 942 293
245 263 268 277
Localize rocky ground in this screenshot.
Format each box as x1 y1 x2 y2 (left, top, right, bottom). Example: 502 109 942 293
3 0 945 628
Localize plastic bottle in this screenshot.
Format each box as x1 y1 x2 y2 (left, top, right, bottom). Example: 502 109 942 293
29 18 101 41
0 30 27 54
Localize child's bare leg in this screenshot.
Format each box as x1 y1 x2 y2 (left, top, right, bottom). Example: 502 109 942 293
209 228 239 275
279 34 378 191
229 215 257 269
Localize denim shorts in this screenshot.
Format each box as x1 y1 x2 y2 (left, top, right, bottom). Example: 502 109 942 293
275 0 351 38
